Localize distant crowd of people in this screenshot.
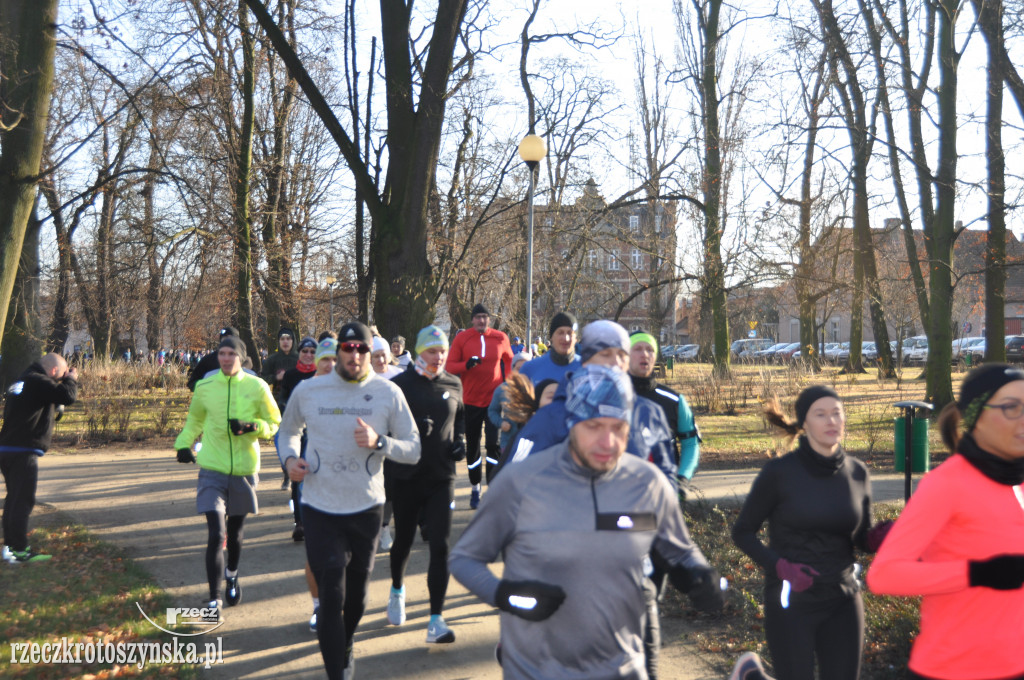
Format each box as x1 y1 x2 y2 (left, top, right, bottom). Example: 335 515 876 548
4 308 1024 680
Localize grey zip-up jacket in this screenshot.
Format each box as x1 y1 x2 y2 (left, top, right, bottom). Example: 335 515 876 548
278 370 420 515
450 440 709 680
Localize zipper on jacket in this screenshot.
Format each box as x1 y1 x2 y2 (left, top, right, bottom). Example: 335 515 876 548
227 376 234 476
590 476 600 530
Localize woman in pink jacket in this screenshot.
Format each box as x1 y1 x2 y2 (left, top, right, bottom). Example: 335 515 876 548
868 364 1024 680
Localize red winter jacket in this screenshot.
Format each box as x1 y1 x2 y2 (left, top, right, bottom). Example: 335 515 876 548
447 327 513 407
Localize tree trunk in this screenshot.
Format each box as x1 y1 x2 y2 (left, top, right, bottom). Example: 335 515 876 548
41 176 72 353
700 0 730 376
143 121 162 353
979 0 1006 362
1 201 42 390
235 0 260 372
926 0 958 409
0 0 58 344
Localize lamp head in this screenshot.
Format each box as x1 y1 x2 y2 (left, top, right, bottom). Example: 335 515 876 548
518 133 547 164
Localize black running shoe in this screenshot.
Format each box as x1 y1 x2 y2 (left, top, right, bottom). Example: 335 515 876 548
225 575 241 606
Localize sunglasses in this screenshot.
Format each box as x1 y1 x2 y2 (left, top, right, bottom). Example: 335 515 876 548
339 342 370 354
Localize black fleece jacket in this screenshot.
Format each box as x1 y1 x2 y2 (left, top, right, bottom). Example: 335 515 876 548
0 362 78 453
388 365 465 482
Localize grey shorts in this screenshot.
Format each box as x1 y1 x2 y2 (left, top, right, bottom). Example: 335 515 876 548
196 468 259 516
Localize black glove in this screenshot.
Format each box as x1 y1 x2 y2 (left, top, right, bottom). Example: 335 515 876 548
465 356 481 370
449 437 467 461
494 579 566 621
968 554 1024 590
177 448 196 464
669 564 724 613
228 418 257 435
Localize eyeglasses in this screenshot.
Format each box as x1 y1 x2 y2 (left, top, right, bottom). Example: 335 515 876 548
339 342 370 354
300 348 316 354
983 401 1024 420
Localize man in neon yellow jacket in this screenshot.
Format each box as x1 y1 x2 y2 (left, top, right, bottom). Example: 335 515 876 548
175 336 281 620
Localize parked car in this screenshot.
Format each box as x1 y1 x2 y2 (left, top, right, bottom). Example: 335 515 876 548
731 338 774 361
774 342 802 363
902 336 929 365
676 344 700 361
751 342 789 362
1006 335 1024 363
862 341 878 361
824 342 851 364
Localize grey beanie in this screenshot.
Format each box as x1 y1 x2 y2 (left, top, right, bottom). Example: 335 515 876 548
579 320 630 363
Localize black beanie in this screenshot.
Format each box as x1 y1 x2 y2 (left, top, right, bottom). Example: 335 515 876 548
958 363 1024 430
794 385 840 426
218 336 247 360
219 326 239 338
549 311 578 339
338 321 373 346
278 327 296 341
471 303 489 317
298 336 317 351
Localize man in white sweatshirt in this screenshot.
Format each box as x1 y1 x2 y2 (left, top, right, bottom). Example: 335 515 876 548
279 321 420 680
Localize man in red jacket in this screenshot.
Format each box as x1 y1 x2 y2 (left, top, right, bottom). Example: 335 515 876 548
447 303 512 507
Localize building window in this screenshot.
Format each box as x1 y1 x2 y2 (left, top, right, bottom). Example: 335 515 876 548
629 215 640 232
608 251 620 271
588 249 597 269
631 248 642 269
830 319 841 342
654 214 662 232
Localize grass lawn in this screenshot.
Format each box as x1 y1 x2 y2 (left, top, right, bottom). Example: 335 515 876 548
1 508 200 679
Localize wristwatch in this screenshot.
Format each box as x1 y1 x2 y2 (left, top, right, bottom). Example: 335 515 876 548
375 436 386 451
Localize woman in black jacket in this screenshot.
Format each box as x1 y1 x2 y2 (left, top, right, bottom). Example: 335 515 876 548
732 385 889 680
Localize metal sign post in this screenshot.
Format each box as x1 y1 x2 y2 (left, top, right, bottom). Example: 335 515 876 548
893 400 934 501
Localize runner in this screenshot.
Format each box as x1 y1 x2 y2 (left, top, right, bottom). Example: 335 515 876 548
628 331 701 492
450 363 724 678
487 352 532 456
278 321 420 680
279 337 319 541
732 386 890 680
1 354 79 564
386 325 466 644
391 335 413 368
518 311 580 385
174 336 281 620
867 364 1024 680
186 326 238 391
371 336 403 380
447 303 513 507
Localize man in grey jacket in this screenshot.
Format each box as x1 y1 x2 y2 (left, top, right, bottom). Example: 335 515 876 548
279 321 420 680
450 363 723 680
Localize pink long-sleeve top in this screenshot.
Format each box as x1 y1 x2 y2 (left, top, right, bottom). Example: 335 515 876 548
866 454 1024 680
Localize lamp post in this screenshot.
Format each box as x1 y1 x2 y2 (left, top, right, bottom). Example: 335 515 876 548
518 133 546 353
325 276 337 330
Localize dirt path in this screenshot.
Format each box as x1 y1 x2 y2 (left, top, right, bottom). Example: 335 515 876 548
36 447 733 679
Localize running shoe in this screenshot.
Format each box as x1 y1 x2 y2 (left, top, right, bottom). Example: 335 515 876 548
342 644 355 680
280 471 290 490
309 606 318 633
292 522 304 542
204 599 222 623
386 586 406 626
225 574 242 606
425 616 455 643
729 651 767 680
379 525 393 552
470 488 480 509
5 548 52 564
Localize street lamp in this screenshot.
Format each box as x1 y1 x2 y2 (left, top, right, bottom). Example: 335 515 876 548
518 133 546 353
325 276 337 330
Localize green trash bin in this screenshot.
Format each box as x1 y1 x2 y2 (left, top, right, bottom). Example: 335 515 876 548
666 356 674 372
894 417 929 473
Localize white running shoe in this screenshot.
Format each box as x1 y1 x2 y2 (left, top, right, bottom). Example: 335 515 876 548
309 606 318 633
379 525 393 552
426 616 455 643
386 586 406 626
729 651 768 680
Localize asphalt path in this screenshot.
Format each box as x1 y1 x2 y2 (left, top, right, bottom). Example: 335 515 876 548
32 446 922 679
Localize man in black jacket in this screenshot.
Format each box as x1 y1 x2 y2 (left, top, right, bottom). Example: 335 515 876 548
386 324 466 644
1 353 79 563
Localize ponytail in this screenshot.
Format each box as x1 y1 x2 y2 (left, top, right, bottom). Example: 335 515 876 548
937 402 961 453
764 395 800 447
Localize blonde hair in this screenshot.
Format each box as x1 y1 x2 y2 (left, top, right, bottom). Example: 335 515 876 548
501 373 538 425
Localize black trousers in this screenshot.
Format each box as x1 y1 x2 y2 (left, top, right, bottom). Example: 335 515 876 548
465 404 499 485
1 451 39 552
303 504 382 680
763 583 864 680
389 477 454 615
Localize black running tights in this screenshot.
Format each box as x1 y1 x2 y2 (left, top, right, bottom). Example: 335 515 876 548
204 512 245 601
